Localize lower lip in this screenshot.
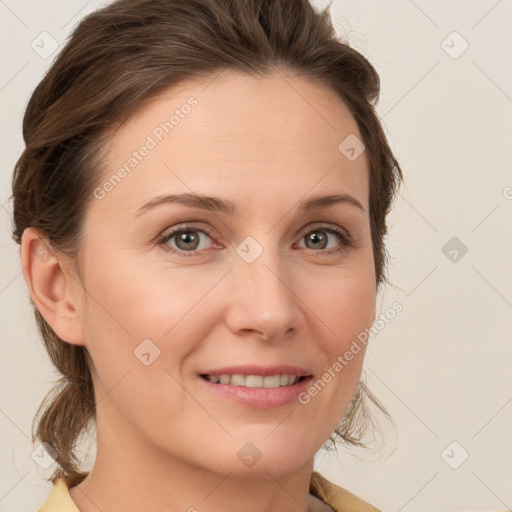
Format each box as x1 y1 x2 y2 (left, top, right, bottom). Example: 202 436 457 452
198 376 313 409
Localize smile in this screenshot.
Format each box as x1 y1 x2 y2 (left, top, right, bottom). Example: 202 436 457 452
201 374 307 388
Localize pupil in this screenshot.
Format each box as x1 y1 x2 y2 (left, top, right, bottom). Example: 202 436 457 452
178 231 198 250
308 231 326 249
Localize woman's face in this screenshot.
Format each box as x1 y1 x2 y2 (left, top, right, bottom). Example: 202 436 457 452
71 70 376 477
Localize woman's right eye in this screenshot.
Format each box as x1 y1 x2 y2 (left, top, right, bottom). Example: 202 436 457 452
158 225 217 257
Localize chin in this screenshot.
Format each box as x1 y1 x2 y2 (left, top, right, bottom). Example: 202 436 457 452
215 434 315 477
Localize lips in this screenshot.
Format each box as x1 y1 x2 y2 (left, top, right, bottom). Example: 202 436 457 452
198 371 314 409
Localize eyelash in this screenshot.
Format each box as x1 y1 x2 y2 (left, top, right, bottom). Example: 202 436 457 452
156 223 354 258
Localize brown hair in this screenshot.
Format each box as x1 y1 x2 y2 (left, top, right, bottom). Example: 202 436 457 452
11 0 402 487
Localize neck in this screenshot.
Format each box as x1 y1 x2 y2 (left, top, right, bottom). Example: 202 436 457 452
68 407 319 512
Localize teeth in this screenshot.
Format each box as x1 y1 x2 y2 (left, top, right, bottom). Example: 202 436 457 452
231 374 246 386
245 375 263 387
204 374 304 388
263 375 281 388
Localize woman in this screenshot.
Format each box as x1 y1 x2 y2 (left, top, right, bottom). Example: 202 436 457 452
11 0 403 510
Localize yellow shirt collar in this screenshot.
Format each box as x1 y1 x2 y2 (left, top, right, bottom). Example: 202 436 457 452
38 478 80 512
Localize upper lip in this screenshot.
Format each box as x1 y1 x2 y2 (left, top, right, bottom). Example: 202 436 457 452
199 365 312 377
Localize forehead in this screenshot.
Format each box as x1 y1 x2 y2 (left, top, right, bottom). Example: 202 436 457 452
91 70 369 223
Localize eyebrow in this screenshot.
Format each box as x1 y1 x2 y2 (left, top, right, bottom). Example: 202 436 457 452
134 192 365 217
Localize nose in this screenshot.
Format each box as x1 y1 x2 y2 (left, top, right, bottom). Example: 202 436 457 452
223 242 304 341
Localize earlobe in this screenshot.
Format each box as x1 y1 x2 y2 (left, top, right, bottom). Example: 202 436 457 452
20 227 86 346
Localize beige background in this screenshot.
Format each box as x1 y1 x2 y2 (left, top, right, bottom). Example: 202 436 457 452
1 1 511 511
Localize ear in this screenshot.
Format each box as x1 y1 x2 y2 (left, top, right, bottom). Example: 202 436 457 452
20 227 86 346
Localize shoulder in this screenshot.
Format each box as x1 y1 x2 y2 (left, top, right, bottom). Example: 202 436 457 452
309 470 382 512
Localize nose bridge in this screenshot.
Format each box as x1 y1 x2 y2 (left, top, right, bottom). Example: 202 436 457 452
226 235 301 339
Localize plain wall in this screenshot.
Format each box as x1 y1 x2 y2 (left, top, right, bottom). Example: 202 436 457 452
0 1 511 511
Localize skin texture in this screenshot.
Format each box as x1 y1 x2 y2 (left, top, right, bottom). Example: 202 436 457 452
22 70 376 512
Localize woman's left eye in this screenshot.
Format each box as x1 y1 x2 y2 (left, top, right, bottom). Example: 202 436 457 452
157 223 352 257
296 225 353 255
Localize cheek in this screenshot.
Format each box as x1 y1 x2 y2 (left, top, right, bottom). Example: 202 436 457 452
312 266 375 348
337 280 375 342
304 257 375 407
293 274 374 448
77 259 199 427
80 252 216 377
